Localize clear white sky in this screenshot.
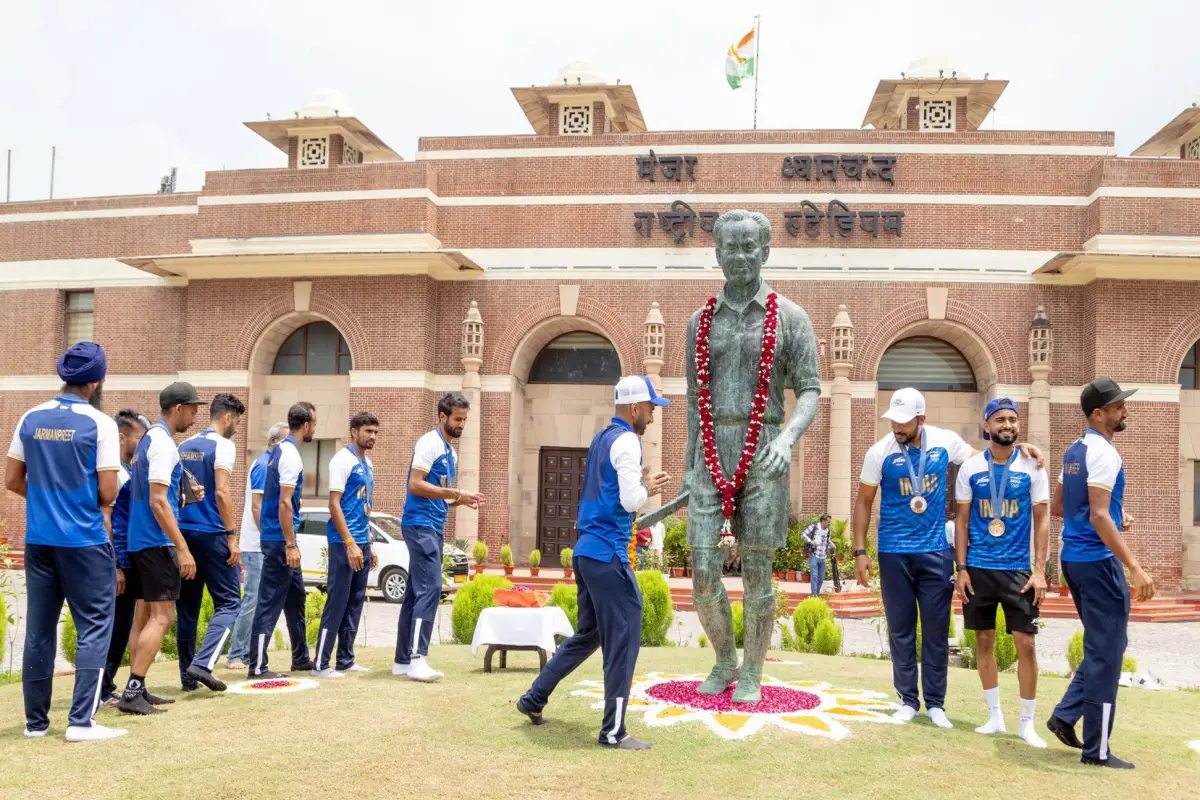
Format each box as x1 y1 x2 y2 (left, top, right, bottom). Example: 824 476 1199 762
1 0 1196 202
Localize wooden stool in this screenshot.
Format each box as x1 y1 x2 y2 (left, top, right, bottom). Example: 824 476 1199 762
483 644 548 673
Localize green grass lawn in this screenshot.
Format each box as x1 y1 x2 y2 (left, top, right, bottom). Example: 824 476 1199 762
1 645 1197 800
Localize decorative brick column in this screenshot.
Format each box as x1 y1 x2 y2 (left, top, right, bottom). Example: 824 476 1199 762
1027 305 1053 455
455 301 484 544
642 301 665 513
827 305 855 520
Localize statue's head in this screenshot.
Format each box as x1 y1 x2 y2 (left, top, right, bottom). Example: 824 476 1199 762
713 209 770 289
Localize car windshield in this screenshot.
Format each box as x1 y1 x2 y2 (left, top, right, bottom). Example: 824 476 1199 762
371 516 404 539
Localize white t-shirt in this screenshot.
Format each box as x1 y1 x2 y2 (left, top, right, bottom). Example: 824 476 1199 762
328 447 374 494
239 451 269 553
146 425 181 486
650 521 666 553
277 439 303 487
610 430 647 513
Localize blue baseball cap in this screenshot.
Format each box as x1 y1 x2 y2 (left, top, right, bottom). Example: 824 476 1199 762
614 375 671 407
984 397 1019 421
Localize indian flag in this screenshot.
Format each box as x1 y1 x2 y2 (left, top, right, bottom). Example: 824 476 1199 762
725 27 756 89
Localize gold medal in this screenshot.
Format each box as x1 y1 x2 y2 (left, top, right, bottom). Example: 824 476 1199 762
363 502 372 518
988 518 1005 537
910 496 927 514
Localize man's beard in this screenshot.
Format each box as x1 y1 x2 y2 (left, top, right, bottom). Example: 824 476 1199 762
88 387 103 410
632 417 648 436
895 426 920 445
992 430 1018 446
1114 419 1127 432
443 421 464 439
357 438 374 451
220 421 237 438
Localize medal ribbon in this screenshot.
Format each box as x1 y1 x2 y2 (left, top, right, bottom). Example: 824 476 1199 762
348 443 373 512
985 450 1015 524
902 431 929 504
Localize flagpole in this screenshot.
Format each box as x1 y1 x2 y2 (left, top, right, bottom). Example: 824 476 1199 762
752 14 761 130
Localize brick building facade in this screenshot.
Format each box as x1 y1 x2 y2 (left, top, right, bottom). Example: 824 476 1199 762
4 64 1200 588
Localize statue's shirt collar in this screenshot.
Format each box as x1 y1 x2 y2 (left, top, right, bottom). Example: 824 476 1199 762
714 280 774 315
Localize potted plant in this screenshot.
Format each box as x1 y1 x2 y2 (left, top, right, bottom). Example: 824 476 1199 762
500 544 514 576
664 524 690 578
561 547 574 579
529 548 541 577
472 540 488 577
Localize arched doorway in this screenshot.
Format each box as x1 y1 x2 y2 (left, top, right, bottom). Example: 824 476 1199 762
505 321 628 563
1178 339 1200 589
248 315 354 501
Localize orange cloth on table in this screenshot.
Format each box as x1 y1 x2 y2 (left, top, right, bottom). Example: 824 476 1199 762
494 589 550 608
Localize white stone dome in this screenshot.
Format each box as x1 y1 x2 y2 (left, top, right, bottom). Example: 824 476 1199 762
297 88 355 119
554 61 607 86
905 56 968 80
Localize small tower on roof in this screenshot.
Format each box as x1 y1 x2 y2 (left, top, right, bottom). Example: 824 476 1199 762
862 57 1008 132
1132 95 1200 159
244 89 402 169
511 62 647 137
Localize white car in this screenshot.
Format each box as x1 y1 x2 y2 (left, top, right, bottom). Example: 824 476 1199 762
296 509 469 603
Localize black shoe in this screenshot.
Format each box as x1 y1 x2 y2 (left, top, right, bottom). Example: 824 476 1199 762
517 697 547 726
142 689 175 706
290 661 315 672
1082 753 1135 769
185 664 228 692
599 735 652 751
1046 715 1083 749
117 693 166 715
249 670 287 681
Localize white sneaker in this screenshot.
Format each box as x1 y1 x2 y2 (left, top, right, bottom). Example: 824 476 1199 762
344 664 370 673
1018 722 1049 749
24 727 47 738
407 658 443 683
892 705 918 723
392 663 410 676
311 668 345 679
975 714 1006 735
65 724 128 743
927 708 954 729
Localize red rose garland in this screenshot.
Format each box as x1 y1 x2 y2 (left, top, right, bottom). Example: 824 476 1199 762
696 292 780 543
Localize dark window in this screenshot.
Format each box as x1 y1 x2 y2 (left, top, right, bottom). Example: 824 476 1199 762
299 439 337 498
878 336 977 392
1194 462 1200 526
528 332 621 384
1180 342 1198 390
272 322 353 375
64 291 94 346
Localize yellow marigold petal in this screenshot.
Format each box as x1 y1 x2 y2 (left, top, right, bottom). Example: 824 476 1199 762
713 713 753 732
780 715 832 732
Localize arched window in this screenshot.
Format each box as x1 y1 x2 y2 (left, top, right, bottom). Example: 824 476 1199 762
1180 342 1199 389
272 322 352 375
528 331 621 384
878 336 977 392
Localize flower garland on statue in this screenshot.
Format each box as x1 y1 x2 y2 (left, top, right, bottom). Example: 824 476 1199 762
695 292 780 547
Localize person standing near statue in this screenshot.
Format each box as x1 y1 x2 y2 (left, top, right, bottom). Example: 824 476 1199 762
639 209 821 705
517 375 670 749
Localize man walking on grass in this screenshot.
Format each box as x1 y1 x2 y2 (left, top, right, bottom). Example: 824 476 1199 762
955 398 1049 749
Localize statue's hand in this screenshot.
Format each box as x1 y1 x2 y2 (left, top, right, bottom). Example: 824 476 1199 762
759 439 792 481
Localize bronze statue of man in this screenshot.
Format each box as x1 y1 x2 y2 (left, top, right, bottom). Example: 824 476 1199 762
639 209 820 703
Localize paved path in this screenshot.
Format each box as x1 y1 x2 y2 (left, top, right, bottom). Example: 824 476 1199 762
4 575 1200 688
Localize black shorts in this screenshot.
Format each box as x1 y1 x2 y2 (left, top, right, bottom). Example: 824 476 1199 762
119 559 144 601
130 546 181 602
962 567 1039 635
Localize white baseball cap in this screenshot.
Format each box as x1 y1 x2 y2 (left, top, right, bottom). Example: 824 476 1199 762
880 387 926 423
614 376 671 407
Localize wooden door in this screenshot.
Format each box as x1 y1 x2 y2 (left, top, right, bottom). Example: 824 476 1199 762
537 447 588 560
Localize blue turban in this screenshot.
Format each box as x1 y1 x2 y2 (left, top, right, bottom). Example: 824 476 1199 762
57 341 107 385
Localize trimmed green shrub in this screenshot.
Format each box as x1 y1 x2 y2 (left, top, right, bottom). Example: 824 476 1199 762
472 541 488 566
529 549 541 568
792 597 834 650
636 571 674 646
1122 654 1137 673
548 583 578 630
698 634 709 648
958 611 1017 672
812 618 843 655
451 575 511 643
305 590 328 647
273 629 285 651
1066 630 1084 674
731 601 745 647
500 544 514 568
560 547 573 569
663 518 690 570
61 610 78 665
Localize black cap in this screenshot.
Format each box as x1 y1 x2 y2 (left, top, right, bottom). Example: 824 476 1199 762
160 381 203 410
1081 377 1136 417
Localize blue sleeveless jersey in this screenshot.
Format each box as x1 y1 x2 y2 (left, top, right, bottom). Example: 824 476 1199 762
574 418 640 564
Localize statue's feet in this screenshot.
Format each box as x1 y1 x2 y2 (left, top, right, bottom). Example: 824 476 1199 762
731 676 762 705
696 665 739 696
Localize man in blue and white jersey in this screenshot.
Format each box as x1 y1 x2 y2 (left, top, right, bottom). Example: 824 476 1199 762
517 376 670 750
101 409 149 707
1046 378 1154 770
854 387 1041 729
954 398 1049 748
119 382 202 716
226 421 287 669
175 393 245 693
394 393 483 683
314 412 379 677
248 402 317 679
5 342 126 741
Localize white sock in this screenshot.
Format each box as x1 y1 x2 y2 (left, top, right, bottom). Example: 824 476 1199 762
975 687 1005 734
1018 698 1047 748
893 705 918 722
927 707 954 729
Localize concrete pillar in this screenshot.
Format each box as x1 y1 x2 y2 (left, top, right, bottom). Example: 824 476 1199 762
827 305 855 520
455 301 484 544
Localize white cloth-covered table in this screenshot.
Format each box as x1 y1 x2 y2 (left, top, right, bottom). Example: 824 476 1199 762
470 605 574 656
